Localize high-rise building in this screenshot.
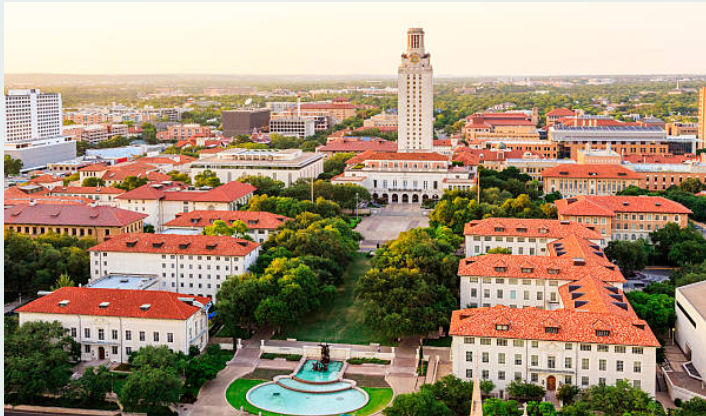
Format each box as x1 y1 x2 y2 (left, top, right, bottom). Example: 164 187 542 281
697 87 706 149
398 28 433 152
4 89 76 171
222 108 271 137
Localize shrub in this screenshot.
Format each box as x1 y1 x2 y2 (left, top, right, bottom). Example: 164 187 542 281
347 358 391 365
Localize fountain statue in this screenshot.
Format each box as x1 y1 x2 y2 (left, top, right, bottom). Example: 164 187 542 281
312 343 330 372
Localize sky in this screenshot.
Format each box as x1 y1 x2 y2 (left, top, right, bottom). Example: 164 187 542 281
4 2 706 76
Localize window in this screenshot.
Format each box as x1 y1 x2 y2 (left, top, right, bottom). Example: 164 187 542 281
582 376 589 386
466 369 473 378
634 361 642 373
514 372 522 381
532 341 539 348
168 333 174 343
98 329 105 340
531 355 539 366
499 371 506 380
599 359 607 371
126 347 133 355
565 343 573 350
632 347 643 355
582 358 589 370
154 332 159 342
616 360 624 372
597 345 609 352
513 340 524 347
480 338 491 346
599 377 606 385
112 329 118 340
112 346 118 355
482 370 489 380
464 337 475 344
531 373 538 383
548 356 556 369
84 345 91 353
580 344 592 352
497 339 508 346
515 354 522 365
139 331 145 341
84 328 90 338
125 330 132 341
615 346 626 353
71 328 77 337
633 380 641 389
498 353 506 364
482 352 489 363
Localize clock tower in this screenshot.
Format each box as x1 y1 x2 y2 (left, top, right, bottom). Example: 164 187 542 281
398 28 434 153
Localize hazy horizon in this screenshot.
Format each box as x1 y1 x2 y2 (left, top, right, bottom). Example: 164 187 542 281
5 3 706 77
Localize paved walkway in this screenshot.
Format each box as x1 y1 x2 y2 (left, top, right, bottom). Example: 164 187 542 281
190 365 253 416
357 204 430 249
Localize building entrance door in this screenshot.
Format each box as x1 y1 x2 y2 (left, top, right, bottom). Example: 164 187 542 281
546 376 556 391
98 347 105 360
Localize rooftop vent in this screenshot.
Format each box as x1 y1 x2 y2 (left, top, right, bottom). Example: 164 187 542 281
140 304 151 310
179 242 190 249
571 292 585 300
613 302 628 311
573 258 586 266
99 302 110 308
655 202 661 207
605 286 619 294
237 241 249 247
152 242 164 248
206 243 218 250
609 294 624 302
120 279 129 283
568 285 581 292
126 240 138 248
617 172 626 176
622 201 629 206
574 300 588 308
58 300 70 307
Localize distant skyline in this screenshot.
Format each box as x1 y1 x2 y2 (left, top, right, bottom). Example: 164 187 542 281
5 2 706 77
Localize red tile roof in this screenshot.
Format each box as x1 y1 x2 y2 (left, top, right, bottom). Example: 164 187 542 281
546 234 615 266
556 195 692 216
4 186 50 198
453 148 535 166
464 218 602 241
5 204 147 227
139 155 196 165
5 196 93 206
318 138 397 153
88 233 259 256
354 126 398 132
164 210 291 230
30 174 63 184
117 181 255 202
17 287 209 320
541 164 643 179
559 275 635 317
450 305 659 347
50 186 126 196
546 108 576 117
458 254 624 283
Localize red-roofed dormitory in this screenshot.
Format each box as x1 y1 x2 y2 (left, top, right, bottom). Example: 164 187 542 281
450 217 662 397
16 287 211 363
88 233 260 301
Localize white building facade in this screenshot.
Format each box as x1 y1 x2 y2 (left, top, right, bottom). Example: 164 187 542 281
4 89 76 170
398 28 434 153
88 233 260 301
17 287 211 363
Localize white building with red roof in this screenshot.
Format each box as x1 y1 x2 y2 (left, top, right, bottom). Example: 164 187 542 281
545 107 577 126
49 186 126 207
316 137 398 157
163 210 291 242
116 181 256 231
88 233 260 301
16 287 211 363
542 164 643 197
556 195 692 242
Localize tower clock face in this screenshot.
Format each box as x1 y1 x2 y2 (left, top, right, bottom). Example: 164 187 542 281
410 53 420 64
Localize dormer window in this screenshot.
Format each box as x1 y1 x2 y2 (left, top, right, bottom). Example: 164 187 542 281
496 324 510 331
596 330 610 337
521 267 533 273
516 227 527 233
206 244 218 250
547 268 560 275
126 240 138 248
179 243 190 249
544 327 559 334
494 227 505 232
494 266 507 272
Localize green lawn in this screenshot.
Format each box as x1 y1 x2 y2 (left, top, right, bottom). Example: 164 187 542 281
225 379 393 416
277 254 397 346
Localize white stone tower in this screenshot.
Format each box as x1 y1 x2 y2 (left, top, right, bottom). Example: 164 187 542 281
398 28 434 153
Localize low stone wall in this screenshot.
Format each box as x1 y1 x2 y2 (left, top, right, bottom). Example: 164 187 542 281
662 368 706 402
260 343 394 362
4 404 120 416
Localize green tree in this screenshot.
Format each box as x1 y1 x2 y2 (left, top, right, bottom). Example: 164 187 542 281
556 383 580 405
486 247 512 255
383 389 453 416
67 365 113 405
604 239 650 275
63 172 80 186
506 380 545 402
5 155 23 175
114 176 148 191
141 122 158 145
202 219 252 240
420 375 472 416
194 169 222 187
167 170 191 184
51 273 75 291
650 224 706 266
128 346 186 371
482 398 522 416
4 321 80 403
672 397 706 416
679 177 706 194
625 290 675 339
118 367 181 411
526 401 557 416
323 152 356 177
577 380 665 416
238 175 286 196
82 177 106 187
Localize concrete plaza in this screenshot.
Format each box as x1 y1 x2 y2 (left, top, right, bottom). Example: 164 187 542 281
357 204 430 249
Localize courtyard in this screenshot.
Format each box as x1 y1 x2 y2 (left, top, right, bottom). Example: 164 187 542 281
356 203 431 250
